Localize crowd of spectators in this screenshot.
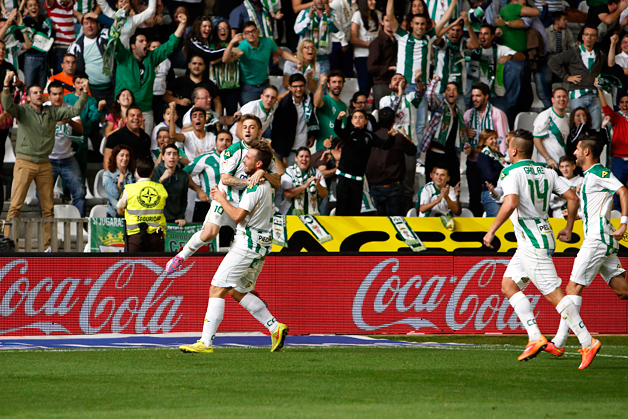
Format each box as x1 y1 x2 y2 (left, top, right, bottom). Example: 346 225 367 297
3 0 628 248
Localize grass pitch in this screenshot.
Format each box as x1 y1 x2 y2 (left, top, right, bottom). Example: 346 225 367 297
1 335 627 418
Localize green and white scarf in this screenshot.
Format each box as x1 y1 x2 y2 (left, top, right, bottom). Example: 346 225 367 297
438 38 466 94
103 10 127 77
481 145 503 162
299 215 332 243
307 9 332 49
272 215 288 247
244 0 274 38
389 216 426 252
2 24 26 69
570 44 596 99
209 42 240 89
469 103 494 148
288 164 320 215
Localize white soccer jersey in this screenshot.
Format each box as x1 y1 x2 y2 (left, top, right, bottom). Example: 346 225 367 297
394 27 434 86
417 181 458 217
230 100 277 141
219 141 277 205
379 92 421 141
433 37 467 93
533 108 569 163
238 181 274 251
183 150 221 195
499 159 570 249
580 164 625 249
178 130 216 161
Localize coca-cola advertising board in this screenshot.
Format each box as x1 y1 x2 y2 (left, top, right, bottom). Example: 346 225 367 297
1 256 625 337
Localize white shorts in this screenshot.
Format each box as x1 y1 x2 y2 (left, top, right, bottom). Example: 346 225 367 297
211 236 270 293
570 241 625 286
204 200 237 229
504 247 561 295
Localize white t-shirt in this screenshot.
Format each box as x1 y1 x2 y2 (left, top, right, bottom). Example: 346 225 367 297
351 10 382 57
46 101 81 160
237 181 274 248
499 159 570 249
153 58 171 96
466 44 517 96
418 181 458 217
230 99 277 141
533 107 569 164
283 60 321 82
177 130 216 161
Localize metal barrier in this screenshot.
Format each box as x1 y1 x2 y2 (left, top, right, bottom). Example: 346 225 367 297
5 218 88 252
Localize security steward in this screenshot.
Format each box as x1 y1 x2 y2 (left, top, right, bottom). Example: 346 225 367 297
117 156 168 252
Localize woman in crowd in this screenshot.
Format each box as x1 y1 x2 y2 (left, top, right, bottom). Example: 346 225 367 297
209 20 240 115
103 145 136 218
476 129 505 217
283 39 320 94
104 89 139 138
184 16 222 69
566 107 598 158
402 0 433 31
95 0 157 48
348 91 377 130
351 0 381 95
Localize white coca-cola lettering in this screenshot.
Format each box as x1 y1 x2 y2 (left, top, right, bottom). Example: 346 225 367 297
353 258 540 332
0 259 188 335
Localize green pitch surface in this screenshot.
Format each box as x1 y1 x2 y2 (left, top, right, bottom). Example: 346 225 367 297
1 336 627 418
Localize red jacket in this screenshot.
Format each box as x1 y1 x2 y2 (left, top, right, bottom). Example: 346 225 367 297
603 105 628 158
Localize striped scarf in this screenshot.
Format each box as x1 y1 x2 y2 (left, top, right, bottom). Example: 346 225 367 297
244 0 274 38
470 103 494 148
102 10 126 77
288 164 319 215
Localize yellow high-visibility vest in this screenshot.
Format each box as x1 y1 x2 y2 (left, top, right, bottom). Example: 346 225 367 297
124 181 168 236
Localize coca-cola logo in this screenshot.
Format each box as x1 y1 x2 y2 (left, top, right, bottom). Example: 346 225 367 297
0 259 190 335
352 258 541 332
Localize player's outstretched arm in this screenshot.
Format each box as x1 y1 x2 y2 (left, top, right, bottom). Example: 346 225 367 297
557 188 578 242
210 186 249 223
483 194 518 248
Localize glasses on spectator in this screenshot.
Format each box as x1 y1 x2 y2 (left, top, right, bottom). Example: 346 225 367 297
302 45 315 50
243 30 257 35
290 84 305 89
354 101 367 105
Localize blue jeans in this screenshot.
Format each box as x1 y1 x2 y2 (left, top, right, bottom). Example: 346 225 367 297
406 83 428 154
24 54 48 89
612 156 628 210
481 190 501 217
50 156 86 216
570 92 602 130
501 59 526 127
534 58 552 109
240 81 269 106
318 57 330 76
370 183 405 216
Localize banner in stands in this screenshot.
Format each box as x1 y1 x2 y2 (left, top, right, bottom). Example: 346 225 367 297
1 255 625 337
89 219 216 253
88 216 628 254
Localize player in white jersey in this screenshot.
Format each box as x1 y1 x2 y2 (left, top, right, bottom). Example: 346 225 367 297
532 88 570 169
165 114 281 274
179 141 289 353
545 137 628 357
483 129 602 369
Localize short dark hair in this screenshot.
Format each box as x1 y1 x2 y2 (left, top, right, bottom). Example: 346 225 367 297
480 25 496 35
248 140 273 170
327 70 345 82
126 104 142 117
188 54 206 65
62 53 76 62
129 33 146 46
288 73 306 86
512 129 534 158
551 11 566 22
578 136 604 160
296 146 310 156
48 80 65 92
73 71 88 82
559 155 576 165
216 129 233 139
582 25 598 34
378 107 395 129
189 107 206 118
263 85 279 95
241 113 262 129
352 109 368 120
26 84 42 95
432 165 450 176
161 143 179 155
471 82 490 97
135 156 154 178
243 21 257 31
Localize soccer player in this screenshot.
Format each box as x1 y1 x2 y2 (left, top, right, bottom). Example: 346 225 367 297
545 136 628 356
179 141 288 353
483 129 602 370
165 114 280 273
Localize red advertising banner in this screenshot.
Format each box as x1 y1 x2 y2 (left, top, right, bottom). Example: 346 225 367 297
0 256 626 337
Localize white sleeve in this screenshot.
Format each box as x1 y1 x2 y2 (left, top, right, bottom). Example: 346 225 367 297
500 171 520 197
280 173 293 190
96 0 115 17
552 173 570 196
533 111 549 139
239 186 260 213
599 172 625 193
130 0 157 26
221 150 240 176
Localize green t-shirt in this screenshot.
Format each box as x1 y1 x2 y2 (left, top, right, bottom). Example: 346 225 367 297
499 4 526 53
316 94 347 151
237 37 278 85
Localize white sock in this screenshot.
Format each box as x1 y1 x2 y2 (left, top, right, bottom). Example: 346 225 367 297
556 296 592 348
239 293 279 333
180 231 209 260
552 295 582 348
509 291 542 341
200 298 225 346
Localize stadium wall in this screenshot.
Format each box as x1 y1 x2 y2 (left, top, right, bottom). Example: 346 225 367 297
1 255 626 337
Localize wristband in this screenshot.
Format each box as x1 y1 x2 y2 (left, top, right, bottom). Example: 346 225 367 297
621 216 628 225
